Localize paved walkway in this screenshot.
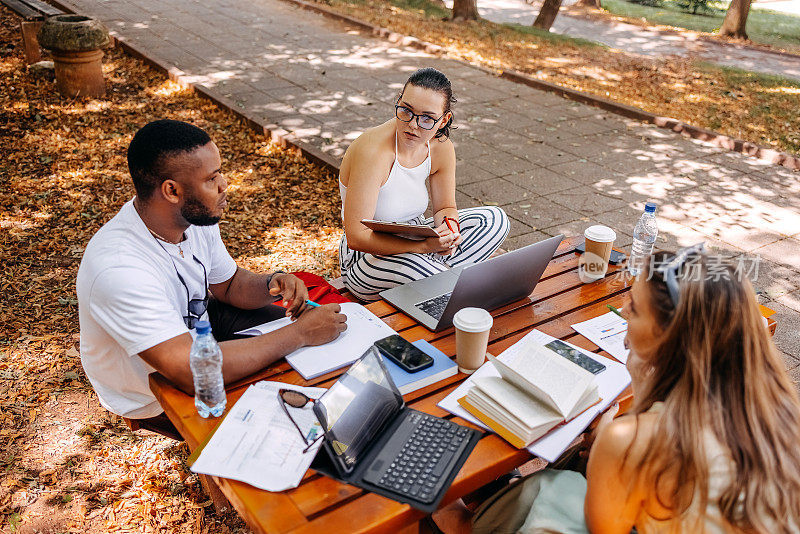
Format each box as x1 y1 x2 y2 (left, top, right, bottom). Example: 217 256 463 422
756 0 800 17
61 0 800 370
442 0 800 82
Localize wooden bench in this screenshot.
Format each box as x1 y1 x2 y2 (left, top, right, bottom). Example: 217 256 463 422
1 0 64 64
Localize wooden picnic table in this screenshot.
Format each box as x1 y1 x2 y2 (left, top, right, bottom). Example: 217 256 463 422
149 235 777 533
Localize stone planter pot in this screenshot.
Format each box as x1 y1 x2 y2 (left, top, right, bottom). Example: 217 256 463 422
37 15 110 98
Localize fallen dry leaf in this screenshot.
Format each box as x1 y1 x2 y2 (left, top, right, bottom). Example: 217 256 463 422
0 4 342 532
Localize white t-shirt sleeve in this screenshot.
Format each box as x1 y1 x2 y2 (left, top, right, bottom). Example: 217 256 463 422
207 225 237 285
89 266 189 356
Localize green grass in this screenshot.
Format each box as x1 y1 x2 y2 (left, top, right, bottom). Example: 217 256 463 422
600 0 800 50
384 0 607 48
387 0 452 19
697 61 800 149
701 60 800 86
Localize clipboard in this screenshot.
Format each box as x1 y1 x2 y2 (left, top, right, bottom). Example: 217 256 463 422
361 219 439 239
361 219 439 240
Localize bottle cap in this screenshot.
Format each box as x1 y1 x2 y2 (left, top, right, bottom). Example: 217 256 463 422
644 202 657 213
452 307 493 333
195 320 211 334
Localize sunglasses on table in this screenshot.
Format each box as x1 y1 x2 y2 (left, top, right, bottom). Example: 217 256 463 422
395 105 445 130
278 388 323 454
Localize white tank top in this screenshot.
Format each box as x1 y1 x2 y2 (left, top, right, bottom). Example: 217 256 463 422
636 403 790 533
340 134 430 223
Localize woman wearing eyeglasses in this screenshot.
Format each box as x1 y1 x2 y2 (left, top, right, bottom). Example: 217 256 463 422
465 246 800 533
337 67 509 301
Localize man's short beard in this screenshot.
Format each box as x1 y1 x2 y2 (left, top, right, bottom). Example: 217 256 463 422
181 195 220 226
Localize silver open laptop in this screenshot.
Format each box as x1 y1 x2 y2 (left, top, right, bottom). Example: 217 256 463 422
380 235 563 331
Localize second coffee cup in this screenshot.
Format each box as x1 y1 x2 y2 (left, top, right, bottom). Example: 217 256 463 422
453 307 493 374
579 225 616 283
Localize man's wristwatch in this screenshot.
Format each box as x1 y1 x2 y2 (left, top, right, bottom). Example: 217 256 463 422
267 270 285 289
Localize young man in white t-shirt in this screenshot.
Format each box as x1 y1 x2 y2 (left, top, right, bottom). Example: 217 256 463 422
77 120 347 439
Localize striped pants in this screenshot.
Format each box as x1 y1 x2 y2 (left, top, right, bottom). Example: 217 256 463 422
339 206 510 302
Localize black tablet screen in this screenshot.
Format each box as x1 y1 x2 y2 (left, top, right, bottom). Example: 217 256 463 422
313 346 403 472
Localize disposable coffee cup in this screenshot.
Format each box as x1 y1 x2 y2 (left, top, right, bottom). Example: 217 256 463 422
580 225 616 283
453 307 493 374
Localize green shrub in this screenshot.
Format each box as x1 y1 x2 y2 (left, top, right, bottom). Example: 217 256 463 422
628 0 663 7
673 0 719 15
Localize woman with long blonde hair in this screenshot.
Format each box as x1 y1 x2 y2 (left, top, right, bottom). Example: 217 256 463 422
465 246 800 533
586 246 800 532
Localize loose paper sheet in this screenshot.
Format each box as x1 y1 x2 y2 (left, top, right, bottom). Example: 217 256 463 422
236 302 397 379
570 312 630 363
438 330 630 463
190 381 325 492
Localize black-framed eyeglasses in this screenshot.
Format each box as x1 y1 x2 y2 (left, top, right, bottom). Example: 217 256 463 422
278 389 323 454
395 105 444 130
654 242 706 307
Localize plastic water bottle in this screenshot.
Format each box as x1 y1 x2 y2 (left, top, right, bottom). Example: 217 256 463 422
190 321 226 418
628 202 658 276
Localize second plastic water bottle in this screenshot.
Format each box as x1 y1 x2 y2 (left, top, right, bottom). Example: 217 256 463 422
189 321 226 418
628 202 658 276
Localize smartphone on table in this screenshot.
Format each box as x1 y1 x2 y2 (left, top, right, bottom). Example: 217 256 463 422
575 240 627 265
545 339 606 375
374 335 434 373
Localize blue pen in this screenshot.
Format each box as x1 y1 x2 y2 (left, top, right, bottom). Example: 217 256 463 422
306 299 321 308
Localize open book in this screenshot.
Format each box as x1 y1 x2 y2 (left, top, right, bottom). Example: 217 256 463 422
458 344 601 448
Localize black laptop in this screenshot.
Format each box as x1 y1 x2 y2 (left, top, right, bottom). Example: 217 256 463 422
311 345 482 513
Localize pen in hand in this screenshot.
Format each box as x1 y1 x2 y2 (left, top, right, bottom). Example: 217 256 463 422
287 299 320 319
443 217 461 256
607 304 623 317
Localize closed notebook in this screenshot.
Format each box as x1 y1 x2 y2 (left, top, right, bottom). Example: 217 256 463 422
382 340 458 395
458 344 601 448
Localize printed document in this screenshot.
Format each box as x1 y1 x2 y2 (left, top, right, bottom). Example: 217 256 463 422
438 330 630 463
190 381 325 492
570 312 630 362
236 302 397 379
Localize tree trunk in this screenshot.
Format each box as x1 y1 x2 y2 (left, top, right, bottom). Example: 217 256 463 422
575 0 601 7
532 0 564 30
719 0 751 40
452 0 479 21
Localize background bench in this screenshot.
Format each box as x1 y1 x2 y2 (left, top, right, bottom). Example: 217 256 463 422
2 0 64 64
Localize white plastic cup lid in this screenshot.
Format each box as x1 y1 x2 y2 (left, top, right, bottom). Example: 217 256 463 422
584 225 616 243
453 307 493 333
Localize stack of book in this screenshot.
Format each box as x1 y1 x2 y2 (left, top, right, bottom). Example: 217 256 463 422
458 344 601 448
